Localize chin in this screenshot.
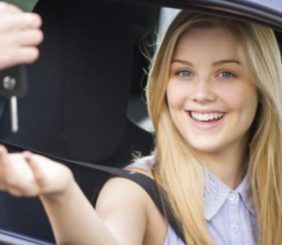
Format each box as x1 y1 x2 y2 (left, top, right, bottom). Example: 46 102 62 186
185 138 225 155
192 146 223 155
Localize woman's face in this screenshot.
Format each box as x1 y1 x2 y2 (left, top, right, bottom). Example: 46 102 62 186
166 27 258 156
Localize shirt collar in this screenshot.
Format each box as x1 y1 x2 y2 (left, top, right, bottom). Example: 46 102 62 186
204 170 255 221
238 176 256 216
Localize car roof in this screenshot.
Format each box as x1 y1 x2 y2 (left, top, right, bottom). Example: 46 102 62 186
126 0 282 31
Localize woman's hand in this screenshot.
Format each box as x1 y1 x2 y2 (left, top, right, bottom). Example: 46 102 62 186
0 145 74 198
0 2 43 69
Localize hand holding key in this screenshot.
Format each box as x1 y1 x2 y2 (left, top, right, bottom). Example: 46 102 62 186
0 2 43 69
0 2 43 132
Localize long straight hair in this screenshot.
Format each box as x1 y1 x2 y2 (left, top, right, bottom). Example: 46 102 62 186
146 11 282 244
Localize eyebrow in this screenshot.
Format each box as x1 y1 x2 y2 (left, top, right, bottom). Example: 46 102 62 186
171 59 193 66
171 59 241 66
212 59 241 66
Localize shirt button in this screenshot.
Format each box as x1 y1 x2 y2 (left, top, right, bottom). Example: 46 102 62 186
228 192 238 201
231 225 239 233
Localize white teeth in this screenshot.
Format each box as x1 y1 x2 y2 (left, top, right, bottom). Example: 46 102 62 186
190 112 224 122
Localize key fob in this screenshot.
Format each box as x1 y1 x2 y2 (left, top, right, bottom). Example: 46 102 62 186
0 65 28 99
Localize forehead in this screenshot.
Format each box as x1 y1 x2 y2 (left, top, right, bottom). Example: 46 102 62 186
174 27 240 60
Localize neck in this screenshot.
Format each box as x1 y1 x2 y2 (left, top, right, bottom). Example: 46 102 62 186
206 154 246 189
198 143 248 189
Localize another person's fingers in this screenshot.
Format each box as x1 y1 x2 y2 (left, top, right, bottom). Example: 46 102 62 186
25 13 42 29
0 14 41 32
15 13 42 30
14 47 40 64
0 47 39 69
16 29 44 46
0 4 42 70
0 2 22 15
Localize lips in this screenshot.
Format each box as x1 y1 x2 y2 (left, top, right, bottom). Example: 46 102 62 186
189 111 225 122
186 111 225 129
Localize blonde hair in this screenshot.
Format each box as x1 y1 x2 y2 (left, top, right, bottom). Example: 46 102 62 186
146 11 282 245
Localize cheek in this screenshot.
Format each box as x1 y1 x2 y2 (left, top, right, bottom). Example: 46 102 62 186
166 80 189 109
226 84 258 120
244 93 259 125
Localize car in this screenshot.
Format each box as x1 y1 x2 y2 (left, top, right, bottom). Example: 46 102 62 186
0 0 280 244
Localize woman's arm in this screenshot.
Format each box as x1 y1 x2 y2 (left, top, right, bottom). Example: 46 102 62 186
39 177 120 245
0 146 147 245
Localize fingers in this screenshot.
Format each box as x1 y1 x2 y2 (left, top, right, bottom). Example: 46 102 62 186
23 151 46 189
0 145 9 190
0 14 41 33
24 153 75 197
0 14 43 43
0 146 22 196
0 48 39 71
0 3 43 69
0 145 12 177
0 2 22 15
13 47 40 64
2 19 43 67
0 146 39 197
21 13 42 30
14 29 44 48
0 148 73 198
0 1 42 31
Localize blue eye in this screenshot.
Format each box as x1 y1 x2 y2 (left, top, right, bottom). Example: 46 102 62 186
218 71 235 78
177 70 192 77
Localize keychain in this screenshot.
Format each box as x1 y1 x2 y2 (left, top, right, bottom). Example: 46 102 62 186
0 66 28 132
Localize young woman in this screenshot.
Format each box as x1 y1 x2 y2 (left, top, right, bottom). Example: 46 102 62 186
0 2 42 69
0 11 281 245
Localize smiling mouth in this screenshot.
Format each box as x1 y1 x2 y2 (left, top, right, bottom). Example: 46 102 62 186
189 111 225 122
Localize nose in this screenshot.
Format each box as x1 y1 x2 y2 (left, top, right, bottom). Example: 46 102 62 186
192 76 216 103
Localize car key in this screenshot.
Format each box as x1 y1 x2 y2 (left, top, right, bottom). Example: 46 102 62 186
0 65 28 133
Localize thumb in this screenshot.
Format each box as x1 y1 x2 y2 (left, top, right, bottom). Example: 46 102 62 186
23 151 47 189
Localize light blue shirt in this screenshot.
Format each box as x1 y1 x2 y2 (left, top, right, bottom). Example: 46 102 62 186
164 171 257 245
130 156 257 245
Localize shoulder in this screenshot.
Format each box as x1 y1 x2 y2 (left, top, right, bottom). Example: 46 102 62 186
96 155 156 208
96 155 156 214
95 176 149 244
95 156 166 244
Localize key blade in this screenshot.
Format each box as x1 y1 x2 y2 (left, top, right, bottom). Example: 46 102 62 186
10 96 18 133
